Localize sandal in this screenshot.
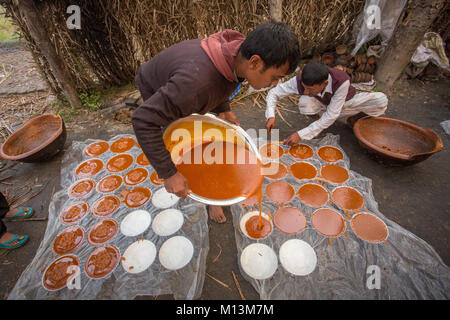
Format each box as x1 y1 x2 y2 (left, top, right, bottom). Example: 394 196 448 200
4 207 34 221
0 234 29 249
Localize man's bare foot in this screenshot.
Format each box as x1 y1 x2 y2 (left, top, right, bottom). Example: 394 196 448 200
208 206 226 224
0 232 26 247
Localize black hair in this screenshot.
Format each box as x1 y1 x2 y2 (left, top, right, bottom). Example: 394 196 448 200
240 22 300 74
301 61 329 86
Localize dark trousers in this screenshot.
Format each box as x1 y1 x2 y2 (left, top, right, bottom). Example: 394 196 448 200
0 192 9 238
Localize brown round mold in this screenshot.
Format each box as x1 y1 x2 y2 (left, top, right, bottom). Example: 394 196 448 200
265 181 295 204
121 187 152 208
290 161 317 180
331 186 365 211
320 164 349 184
83 141 109 157
75 158 104 179
96 175 123 194
350 212 388 243
68 179 95 199
110 137 135 153
87 218 118 246
262 162 288 180
42 255 80 291
259 143 284 160
91 195 121 218
297 183 329 207
273 206 307 234
136 152 150 166
149 171 164 186
59 201 90 225
124 167 149 186
84 245 120 279
317 145 344 163
311 208 346 237
53 225 85 256
0 114 66 163
288 144 314 159
106 154 134 173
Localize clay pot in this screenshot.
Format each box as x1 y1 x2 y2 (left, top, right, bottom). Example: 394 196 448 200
0 114 66 162
353 116 444 165
336 45 348 55
321 53 334 66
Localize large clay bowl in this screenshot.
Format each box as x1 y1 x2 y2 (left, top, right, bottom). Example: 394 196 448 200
0 114 66 163
353 117 443 166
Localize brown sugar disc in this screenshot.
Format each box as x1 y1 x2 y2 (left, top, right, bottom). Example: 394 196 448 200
245 215 272 239
83 141 109 157
297 183 329 207
123 187 152 208
290 161 317 180
136 152 150 166
149 171 164 186
110 137 135 153
75 158 103 179
263 162 288 180
84 245 120 279
273 207 307 234
124 168 149 186
91 195 121 218
68 179 95 199
53 225 85 255
289 144 314 159
318 146 344 163
42 255 80 291
260 143 284 160
96 175 123 193
311 208 345 237
106 154 134 172
265 181 295 204
351 212 388 243
320 164 349 184
87 219 118 246
331 187 365 211
60 201 89 225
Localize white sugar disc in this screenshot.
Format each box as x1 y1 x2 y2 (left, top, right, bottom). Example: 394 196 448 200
158 236 194 271
152 188 180 209
120 210 151 237
279 239 317 276
121 239 157 274
152 209 184 237
240 243 278 280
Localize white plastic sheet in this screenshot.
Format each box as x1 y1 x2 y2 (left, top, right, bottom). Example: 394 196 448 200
231 134 450 299
8 134 209 300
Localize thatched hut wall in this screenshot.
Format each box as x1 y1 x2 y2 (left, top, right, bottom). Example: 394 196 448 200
1 0 366 95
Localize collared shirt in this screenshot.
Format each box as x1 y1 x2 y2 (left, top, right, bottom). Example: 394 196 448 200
265 74 350 140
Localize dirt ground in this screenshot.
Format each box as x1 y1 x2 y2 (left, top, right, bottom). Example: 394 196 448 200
0 42 449 300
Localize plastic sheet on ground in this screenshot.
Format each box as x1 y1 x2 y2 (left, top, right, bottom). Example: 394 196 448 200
8 134 209 300
231 134 450 299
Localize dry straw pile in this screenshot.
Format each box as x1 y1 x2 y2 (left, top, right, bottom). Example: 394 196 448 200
1 0 365 95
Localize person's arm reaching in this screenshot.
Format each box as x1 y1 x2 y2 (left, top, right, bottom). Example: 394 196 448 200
265 76 298 134
296 80 350 140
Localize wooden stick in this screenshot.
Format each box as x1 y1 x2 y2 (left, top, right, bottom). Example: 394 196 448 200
276 108 293 128
7 217 48 222
212 242 222 263
232 271 246 300
206 273 231 290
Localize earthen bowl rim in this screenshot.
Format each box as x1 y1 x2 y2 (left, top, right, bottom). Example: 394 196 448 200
0 114 64 161
353 116 444 160
87 218 119 246
84 244 121 280
41 254 80 292
52 225 85 256
350 211 389 243
311 208 346 238
59 201 90 226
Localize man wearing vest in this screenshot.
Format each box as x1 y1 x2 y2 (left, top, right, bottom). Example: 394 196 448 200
265 61 388 145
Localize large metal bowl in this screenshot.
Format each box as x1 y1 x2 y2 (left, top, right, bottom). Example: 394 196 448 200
163 113 262 206
0 114 66 163
353 116 443 166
